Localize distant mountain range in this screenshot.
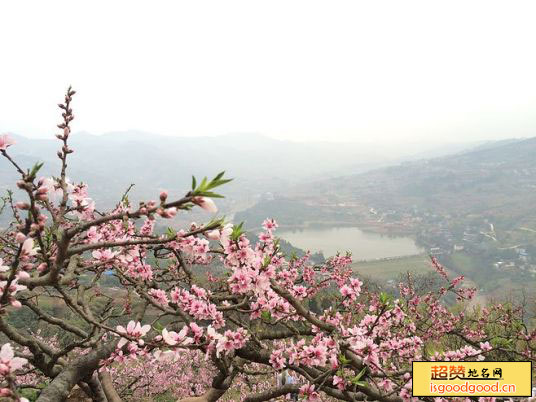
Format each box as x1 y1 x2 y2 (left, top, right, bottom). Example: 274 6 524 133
1 131 377 209
0 131 491 212
304 136 536 229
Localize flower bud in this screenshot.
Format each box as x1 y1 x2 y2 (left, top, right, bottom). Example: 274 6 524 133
17 271 30 280
10 300 22 309
0 388 11 396
159 191 168 202
15 232 26 243
36 193 48 201
165 207 177 218
206 230 221 240
36 186 48 194
192 197 218 213
20 263 32 271
15 202 30 210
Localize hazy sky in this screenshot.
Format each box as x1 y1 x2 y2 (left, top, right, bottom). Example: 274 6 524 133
1 0 536 144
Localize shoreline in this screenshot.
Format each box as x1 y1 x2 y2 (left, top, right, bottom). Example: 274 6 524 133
273 220 416 236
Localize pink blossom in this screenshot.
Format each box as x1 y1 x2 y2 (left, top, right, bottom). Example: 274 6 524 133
206 229 220 240
0 259 8 274
116 321 151 349
479 341 492 352
157 207 177 219
149 289 169 306
0 343 27 375
161 327 191 346
21 238 38 257
262 218 278 231
189 323 203 343
170 287 181 304
299 384 319 401
333 375 346 390
0 134 15 151
193 197 217 213
92 249 116 262
15 232 26 244
0 279 27 309
39 177 63 199
340 284 353 298
451 275 465 287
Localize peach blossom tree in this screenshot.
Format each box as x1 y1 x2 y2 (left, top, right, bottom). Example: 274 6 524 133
0 89 534 402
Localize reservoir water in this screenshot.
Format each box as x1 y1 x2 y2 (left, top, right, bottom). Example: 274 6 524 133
278 226 423 261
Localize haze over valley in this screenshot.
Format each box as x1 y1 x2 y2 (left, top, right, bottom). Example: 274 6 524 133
3 2 536 400
3 131 535 306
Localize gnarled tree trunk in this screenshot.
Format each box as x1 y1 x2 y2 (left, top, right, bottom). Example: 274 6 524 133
99 370 123 402
37 342 117 402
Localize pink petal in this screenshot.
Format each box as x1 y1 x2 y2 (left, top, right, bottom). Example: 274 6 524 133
195 197 218 213
0 344 13 361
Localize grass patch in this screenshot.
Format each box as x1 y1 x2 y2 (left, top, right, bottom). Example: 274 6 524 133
352 254 436 281
449 252 483 277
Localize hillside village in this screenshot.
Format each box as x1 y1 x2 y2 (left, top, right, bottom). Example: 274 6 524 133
364 204 536 277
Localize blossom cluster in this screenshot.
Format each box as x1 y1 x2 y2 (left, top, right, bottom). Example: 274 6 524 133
1 118 535 402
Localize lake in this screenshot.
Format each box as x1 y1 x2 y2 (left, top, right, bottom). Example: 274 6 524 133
278 226 423 261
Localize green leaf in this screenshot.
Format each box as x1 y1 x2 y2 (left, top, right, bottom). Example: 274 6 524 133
338 354 351 365
153 322 164 331
351 367 367 383
231 222 245 241
261 311 272 321
199 177 208 190
192 172 233 196
206 216 225 228
196 191 225 199
191 175 197 190
379 292 392 305
213 171 225 182
28 162 44 180
205 171 232 191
